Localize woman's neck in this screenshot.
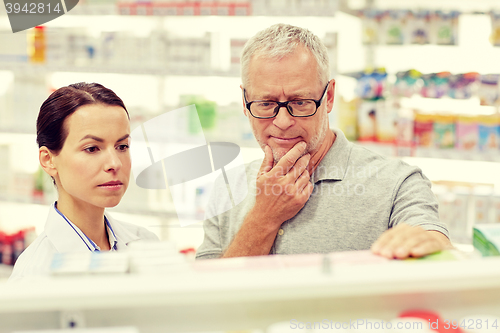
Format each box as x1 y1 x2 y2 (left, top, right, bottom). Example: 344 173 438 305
56 195 111 251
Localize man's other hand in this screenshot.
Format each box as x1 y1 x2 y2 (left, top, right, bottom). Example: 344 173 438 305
371 223 453 259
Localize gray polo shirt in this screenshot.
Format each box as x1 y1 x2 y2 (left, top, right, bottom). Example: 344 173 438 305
196 129 448 259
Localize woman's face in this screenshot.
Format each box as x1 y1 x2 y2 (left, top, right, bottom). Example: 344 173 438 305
52 104 131 209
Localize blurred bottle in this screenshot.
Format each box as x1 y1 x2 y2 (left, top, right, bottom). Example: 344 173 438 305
1 234 13 265
28 26 46 63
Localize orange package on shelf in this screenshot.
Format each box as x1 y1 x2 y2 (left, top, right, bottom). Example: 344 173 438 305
413 112 435 147
357 99 385 142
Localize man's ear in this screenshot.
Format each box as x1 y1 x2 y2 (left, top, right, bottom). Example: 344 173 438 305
39 147 58 178
326 79 335 114
240 84 248 117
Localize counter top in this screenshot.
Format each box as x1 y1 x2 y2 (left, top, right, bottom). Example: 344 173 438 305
1 251 499 333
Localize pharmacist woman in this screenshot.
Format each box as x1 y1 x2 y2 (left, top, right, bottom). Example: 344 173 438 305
9 82 159 281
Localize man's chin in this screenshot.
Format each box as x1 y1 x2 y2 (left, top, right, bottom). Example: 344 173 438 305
271 147 300 164
272 152 285 164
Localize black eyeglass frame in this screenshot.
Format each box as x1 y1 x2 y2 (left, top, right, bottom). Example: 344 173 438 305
243 81 330 119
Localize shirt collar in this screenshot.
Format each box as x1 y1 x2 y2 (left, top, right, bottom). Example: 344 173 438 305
311 128 352 183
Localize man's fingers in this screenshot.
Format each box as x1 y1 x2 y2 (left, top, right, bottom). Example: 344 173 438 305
258 145 274 177
410 239 442 258
295 169 310 192
391 231 430 259
372 224 451 259
300 182 314 199
274 141 307 176
410 231 452 257
372 224 419 259
289 153 311 181
371 225 399 253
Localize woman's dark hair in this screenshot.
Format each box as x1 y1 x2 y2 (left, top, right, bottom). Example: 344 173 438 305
36 82 129 153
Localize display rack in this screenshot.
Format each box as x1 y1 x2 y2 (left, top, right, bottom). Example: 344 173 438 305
362 0 500 12
67 1 338 17
0 62 240 77
1 0 500 247
1 254 500 333
358 142 500 162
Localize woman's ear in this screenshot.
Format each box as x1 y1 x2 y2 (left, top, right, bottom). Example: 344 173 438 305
39 147 58 178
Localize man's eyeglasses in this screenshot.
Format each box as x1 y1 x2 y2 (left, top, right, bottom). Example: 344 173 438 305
243 81 330 119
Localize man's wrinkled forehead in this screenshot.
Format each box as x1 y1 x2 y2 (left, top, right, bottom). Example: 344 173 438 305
244 47 319 92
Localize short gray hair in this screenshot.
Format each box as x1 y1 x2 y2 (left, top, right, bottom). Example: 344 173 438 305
241 23 330 89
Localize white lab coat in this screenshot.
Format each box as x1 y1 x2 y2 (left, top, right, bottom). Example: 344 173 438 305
9 203 159 282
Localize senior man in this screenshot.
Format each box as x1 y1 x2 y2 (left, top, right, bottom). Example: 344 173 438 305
196 23 451 260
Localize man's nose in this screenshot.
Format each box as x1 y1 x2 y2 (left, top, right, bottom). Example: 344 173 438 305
272 105 295 130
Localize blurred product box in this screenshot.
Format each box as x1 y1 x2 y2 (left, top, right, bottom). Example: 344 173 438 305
433 182 499 245
413 113 434 147
492 195 500 224
252 0 337 16
478 74 500 106
473 224 500 256
0 145 9 193
376 98 397 143
230 38 247 76
433 11 460 45
357 100 378 141
491 11 500 46
337 97 358 142
451 191 472 243
0 29 28 63
455 115 478 150
45 27 68 65
359 10 459 46
433 114 456 149
477 115 500 152
0 228 36 266
392 70 422 98
474 194 492 225
421 72 451 98
409 10 431 45
379 10 407 45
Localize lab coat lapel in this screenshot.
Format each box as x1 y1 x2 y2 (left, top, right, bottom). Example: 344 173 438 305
44 204 92 253
105 212 140 249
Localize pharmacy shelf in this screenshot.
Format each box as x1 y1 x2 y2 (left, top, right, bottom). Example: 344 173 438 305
365 0 500 12
0 62 240 77
1 254 500 333
66 2 338 17
0 125 497 163
356 141 500 162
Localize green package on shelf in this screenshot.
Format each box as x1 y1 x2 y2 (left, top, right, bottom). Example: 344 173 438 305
184 96 217 134
473 225 500 257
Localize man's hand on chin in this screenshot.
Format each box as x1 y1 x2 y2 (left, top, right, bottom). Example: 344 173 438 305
253 141 314 225
221 140 314 258
371 223 453 259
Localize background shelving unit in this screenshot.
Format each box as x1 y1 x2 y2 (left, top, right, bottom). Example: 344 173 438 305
1 0 500 266
2 1 500 332
0 4 343 255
